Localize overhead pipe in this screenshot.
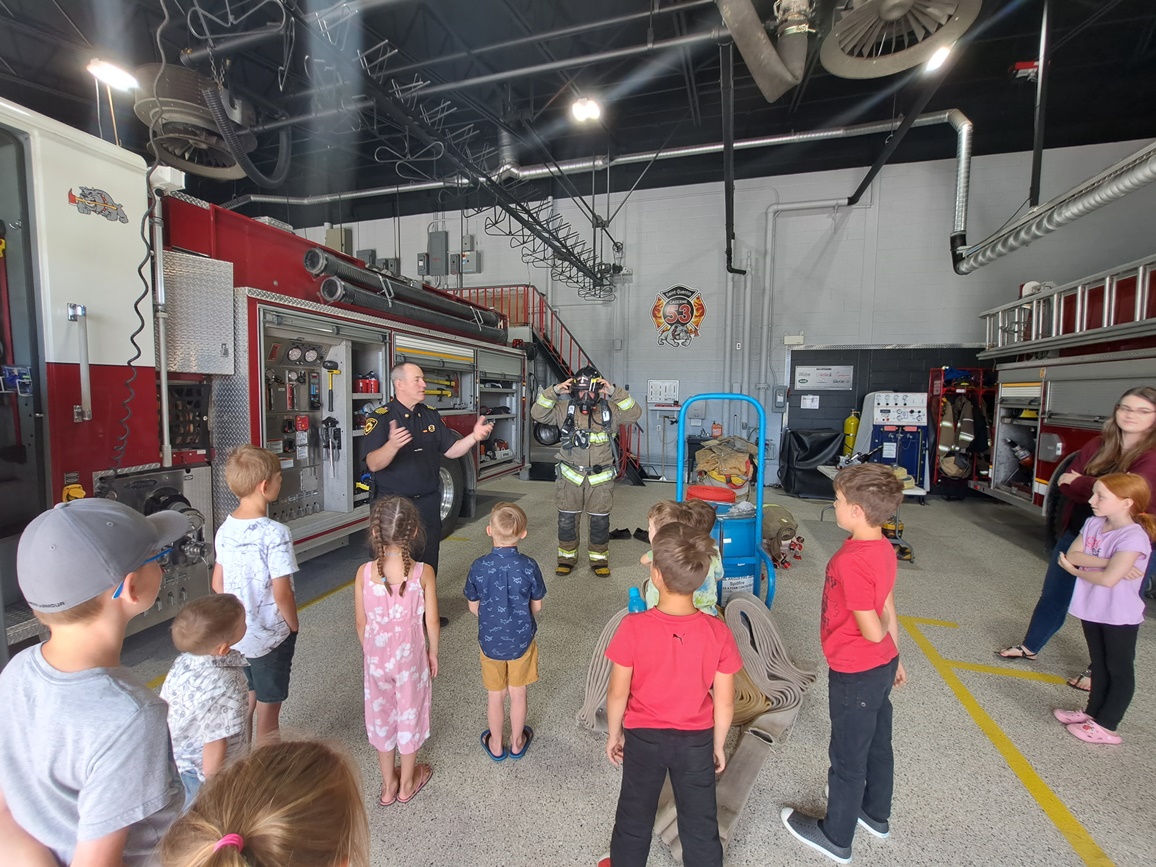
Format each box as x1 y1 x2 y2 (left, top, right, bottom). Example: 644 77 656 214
387 0 717 77
248 99 373 134
714 0 810 104
319 278 507 343
721 42 746 275
417 30 725 96
304 247 505 328
954 140 1156 275
181 25 286 67
1029 0 1051 207
226 110 973 211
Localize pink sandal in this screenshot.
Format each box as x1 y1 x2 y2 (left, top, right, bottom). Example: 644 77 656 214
1066 720 1122 745
1053 708 1090 725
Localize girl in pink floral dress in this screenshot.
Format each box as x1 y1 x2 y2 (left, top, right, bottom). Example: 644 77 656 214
354 496 440 805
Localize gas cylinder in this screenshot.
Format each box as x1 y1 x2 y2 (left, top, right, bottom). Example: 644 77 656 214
711 420 723 438
842 410 860 455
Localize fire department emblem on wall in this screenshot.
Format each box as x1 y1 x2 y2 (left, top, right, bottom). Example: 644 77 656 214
651 285 706 347
68 186 128 223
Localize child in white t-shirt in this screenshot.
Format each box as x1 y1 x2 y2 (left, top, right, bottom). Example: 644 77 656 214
212 445 299 741
160 594 249 806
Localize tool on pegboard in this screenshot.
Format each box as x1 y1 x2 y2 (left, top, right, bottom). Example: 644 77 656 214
321 416 341 477
323 361 340 412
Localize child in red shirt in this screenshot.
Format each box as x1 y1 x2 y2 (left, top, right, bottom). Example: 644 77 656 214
600 523 742 867
782 463 907 864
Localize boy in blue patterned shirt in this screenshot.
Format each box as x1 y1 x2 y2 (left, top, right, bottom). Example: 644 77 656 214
465 502 547 761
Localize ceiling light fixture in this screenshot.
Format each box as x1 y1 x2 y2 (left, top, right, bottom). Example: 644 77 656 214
87 58 139 91
571 96 601 122
924 44 953 73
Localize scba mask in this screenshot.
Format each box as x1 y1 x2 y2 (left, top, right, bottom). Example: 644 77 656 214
573 368 604 414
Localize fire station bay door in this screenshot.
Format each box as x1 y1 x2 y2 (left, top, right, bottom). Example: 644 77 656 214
0 127 48 664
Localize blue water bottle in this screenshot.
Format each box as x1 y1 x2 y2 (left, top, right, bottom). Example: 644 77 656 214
628 587 646 613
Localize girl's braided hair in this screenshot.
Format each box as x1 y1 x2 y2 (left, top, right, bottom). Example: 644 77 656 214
369 496 427 596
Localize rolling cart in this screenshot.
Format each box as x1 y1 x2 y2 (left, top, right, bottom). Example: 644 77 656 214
676 393 777 608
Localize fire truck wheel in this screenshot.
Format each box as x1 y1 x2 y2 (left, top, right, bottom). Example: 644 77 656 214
437 456 466 539
1043 451 1079 554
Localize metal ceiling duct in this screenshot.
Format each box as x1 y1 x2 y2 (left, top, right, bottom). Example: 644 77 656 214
715 0 812 103
954 140 1156 275
820 0 982 79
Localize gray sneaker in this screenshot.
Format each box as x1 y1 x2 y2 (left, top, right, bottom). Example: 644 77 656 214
821 784 891 840
856 812 890 839
781 808 852 864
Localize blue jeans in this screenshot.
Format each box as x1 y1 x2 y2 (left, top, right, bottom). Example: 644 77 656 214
180 769 202 811
1021 530 1079 655
823 658 898 850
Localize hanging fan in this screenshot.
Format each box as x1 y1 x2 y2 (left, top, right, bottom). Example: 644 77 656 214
133 64 256 180
820 0 982 79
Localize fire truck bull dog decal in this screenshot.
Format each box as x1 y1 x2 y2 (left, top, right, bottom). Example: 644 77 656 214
68 186 129 223
651 285 706 347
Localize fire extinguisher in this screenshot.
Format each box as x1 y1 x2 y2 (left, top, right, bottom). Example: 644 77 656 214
842 410 860 455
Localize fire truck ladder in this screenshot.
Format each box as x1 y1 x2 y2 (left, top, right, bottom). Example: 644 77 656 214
451 285 643 484
978 253 1156 359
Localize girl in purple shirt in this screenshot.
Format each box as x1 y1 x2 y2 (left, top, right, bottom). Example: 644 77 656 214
1053 473 1156 744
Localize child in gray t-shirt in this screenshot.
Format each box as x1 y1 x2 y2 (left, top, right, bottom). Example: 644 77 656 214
0 500 187 866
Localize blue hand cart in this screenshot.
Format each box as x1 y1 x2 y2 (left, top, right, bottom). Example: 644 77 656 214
676 393 777 608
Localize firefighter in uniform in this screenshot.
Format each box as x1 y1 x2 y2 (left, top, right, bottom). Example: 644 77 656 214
364 362 493 579
531 366 641 577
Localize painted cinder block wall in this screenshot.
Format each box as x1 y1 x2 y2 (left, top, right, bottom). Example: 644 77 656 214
300 138 1156 476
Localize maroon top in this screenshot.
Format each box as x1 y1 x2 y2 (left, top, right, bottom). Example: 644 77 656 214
1058 436 1156 534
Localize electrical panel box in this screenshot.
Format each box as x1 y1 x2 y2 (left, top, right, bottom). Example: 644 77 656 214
427 230 449 276
460 250 480 273
416 252 429 276
462 233 475 252
325 226 353 254
773 385 788 410
379 257 401 276
647 379 679 404
450 253 461 275
356 248 376 264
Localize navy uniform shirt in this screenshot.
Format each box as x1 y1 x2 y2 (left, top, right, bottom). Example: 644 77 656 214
463 547 547 660
363 399 457 497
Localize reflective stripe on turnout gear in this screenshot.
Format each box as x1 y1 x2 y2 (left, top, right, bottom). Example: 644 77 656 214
536 391 557 409
558 547 578 559
588 550 608 563
588 431 610 445
615 395 636 411
559 463 586 486
587 468 615 486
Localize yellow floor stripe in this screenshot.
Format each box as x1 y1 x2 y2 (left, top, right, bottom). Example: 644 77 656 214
147 580 356 690
901 616 1112 867
946 660 1069 684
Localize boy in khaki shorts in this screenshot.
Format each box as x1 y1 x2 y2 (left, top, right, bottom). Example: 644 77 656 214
465 503 547 761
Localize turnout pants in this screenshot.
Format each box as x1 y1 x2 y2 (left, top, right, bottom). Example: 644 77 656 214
555 469 614 569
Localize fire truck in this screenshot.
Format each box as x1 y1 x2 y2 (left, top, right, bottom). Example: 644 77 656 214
0 97 567 652
970 254 1156 545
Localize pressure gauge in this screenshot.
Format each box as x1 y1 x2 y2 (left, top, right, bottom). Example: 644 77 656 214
286 345 304 363
303 347 321 364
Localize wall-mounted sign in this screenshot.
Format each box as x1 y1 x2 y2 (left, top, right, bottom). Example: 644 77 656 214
651 284 706 347
793 365 853 391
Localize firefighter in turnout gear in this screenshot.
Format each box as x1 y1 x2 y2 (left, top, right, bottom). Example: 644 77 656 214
531 366 641 577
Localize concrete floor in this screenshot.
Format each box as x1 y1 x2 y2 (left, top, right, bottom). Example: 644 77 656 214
122 478 1156 867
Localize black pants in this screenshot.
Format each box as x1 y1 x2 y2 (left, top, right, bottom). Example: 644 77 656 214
1082 619 1139 731
380 491 442 573
824 658 898 849
610 727 722 867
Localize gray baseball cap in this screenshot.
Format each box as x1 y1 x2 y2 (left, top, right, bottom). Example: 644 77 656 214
18 498 191 613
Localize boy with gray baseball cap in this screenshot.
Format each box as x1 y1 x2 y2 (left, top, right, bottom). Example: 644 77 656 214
0 498 190 866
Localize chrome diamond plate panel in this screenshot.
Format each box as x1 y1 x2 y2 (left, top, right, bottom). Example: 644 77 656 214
209 287 256 530
162 251 235 374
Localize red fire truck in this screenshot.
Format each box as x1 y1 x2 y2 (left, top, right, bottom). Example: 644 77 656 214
0 97 545 651
970 254 1156 544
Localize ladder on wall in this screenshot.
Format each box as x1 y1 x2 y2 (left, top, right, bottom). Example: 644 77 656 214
978 254 1156 358
450 284 642 483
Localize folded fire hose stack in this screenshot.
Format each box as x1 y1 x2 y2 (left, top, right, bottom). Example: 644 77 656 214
578 593 816 860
